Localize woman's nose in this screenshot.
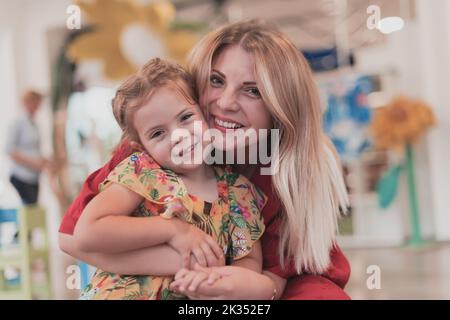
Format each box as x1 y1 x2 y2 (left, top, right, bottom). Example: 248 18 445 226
217 88 239 112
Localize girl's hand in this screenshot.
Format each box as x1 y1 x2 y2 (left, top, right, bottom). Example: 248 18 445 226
170 264 222 296
168 219 225 268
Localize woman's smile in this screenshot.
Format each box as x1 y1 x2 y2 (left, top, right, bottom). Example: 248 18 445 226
211 115 245 132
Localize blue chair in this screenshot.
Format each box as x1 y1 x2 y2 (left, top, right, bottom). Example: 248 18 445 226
0 208 18 223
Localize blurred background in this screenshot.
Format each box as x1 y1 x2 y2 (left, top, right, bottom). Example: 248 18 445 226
0 0 449 300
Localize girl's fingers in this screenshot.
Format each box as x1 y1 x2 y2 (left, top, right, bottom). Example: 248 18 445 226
177 271 196 292
170 282 180 292
188 254 197 270
204 236 225 262
192 248 207 267
201 265 232 277
170 279 184 291
174 268 189 281
188 272 208 292
193 262 209 273
201 242 220 267
186 292 201 300
182 251 191 269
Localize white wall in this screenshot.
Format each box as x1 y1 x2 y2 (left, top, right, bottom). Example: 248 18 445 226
416 0 450 241
0 0 73 299
353 0 450 242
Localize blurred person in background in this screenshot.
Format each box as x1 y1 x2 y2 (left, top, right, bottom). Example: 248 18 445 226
6 90 49 205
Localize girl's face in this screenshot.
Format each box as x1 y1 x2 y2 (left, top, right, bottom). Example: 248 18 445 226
201 45 273 153
133 86 209 174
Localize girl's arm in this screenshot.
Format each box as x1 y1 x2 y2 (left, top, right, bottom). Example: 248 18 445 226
73 183 181 253
60 233 187 276
71 183 225 267
60 233 224 276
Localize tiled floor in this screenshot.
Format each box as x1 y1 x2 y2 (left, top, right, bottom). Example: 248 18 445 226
343 242 450 299
54 243 450 300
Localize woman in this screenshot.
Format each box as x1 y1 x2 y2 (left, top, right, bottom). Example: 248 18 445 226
59 19 351 299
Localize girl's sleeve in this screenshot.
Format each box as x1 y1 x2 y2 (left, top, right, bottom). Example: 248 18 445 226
226 172 267 261
101 152 193 216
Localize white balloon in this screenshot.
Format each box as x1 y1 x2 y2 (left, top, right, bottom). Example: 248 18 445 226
120 23 166 67
75 61 113 87
377 16 405 34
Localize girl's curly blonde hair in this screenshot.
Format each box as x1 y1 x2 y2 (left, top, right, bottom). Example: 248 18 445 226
112 58 198 145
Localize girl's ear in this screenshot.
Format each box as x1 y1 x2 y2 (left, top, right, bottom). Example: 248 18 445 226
130 141 143 151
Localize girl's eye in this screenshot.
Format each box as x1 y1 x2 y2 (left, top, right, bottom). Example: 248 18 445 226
210 74 223 86
245 87 261 98
150 130 164 139
180 112 194 122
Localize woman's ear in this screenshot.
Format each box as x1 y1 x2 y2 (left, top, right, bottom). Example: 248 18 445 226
130 141 143 151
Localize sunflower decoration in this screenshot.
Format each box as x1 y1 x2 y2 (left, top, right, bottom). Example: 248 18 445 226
371 96 435 151
67 0 199 80
371 96 436 247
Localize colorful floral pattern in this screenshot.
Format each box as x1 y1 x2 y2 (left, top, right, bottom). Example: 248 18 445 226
80 152 267 300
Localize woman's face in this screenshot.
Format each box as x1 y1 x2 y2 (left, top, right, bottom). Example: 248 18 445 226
201 45 273 154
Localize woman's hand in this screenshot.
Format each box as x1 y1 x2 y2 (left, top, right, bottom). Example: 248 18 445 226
170 264 222 294
170 265 279 300
168 219 225 269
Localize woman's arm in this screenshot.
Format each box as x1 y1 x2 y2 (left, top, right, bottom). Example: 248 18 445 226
227 241 287 299
263 270 287 300
231 240 262 273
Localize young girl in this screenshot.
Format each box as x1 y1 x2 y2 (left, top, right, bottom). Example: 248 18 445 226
74 58 267 300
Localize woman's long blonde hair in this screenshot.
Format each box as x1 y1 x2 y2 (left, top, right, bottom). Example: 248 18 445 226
188 19 349 274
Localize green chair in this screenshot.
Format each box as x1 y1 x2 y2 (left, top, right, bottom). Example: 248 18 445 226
0 206 53 299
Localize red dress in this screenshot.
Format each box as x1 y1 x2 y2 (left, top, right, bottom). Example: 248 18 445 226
59 142 351 300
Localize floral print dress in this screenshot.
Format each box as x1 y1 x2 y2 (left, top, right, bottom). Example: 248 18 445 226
80 152 267 300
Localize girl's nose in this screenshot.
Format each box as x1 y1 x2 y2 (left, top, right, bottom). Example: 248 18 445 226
170 129 190 148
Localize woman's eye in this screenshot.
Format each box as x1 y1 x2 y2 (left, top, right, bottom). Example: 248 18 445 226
180 113 194 122
210 75 223 86
245 87 261 98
